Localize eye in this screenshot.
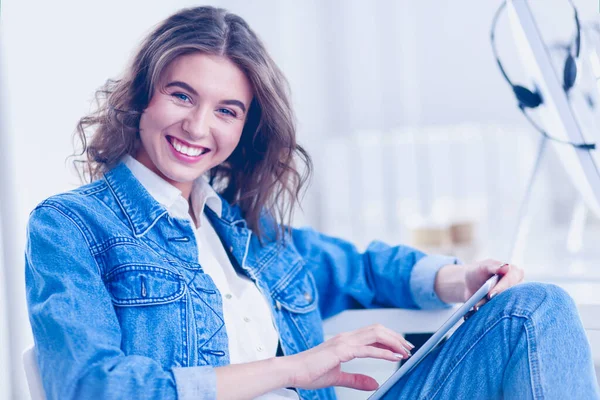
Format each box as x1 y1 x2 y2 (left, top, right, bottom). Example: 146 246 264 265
172 92 191 103
217 108 237 117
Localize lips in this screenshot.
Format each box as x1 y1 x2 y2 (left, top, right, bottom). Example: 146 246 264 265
166 135 210 157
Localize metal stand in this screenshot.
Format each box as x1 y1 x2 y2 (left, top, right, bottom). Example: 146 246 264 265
509 136 549 262
509 136 591 262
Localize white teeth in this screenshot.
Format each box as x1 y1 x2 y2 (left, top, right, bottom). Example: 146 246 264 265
170 137 206 157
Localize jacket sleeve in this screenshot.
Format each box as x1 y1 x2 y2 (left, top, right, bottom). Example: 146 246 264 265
291 227 461 319
25 204 215 400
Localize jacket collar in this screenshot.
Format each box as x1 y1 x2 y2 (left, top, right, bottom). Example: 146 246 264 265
103 161 245 237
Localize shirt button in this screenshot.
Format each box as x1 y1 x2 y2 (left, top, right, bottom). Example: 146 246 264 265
243 316 251 323
256 346 263 352
224 294 232 300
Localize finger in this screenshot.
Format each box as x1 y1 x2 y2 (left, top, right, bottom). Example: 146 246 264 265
371 342 414 353
351 324 414 352
351 344 408 361
354 325 412 357
476 261 510 306
488 264 524 299
481 261 510 299
368 343 412 358
370 324 415 350
475 297 488 308
335 372 379 391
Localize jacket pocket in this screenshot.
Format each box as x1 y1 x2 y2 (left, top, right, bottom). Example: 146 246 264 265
272 264 319 314
273 265 323 350
105 264 186 306
104 264 188 369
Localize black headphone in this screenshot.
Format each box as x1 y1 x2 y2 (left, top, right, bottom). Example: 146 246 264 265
490 0 594 150
491 0 580 109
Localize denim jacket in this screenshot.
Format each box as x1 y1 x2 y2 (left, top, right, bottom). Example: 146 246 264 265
25 161 458 400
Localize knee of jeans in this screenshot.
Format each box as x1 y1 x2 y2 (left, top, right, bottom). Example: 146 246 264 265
497 282 576 317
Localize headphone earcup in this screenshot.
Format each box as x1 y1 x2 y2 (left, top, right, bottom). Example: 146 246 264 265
563 54 577 92
513 85 543 109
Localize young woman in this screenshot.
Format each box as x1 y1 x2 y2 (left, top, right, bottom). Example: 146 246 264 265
25 6 599 400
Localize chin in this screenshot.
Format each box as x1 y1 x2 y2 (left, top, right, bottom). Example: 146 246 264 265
165 169 202 184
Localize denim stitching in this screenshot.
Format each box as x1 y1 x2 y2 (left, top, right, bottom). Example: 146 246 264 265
104 264 184 280
40 201 95 245
79 183 107 196
109 287 186 306
35 204 102 276
106 265 186 305
181 299 188 367
141 235 201 269
425 296 549 399
91 237 140 255
192 290 226 362
271 267 318 314
103 175 138 236
269 261 304 295
525 317 544 399
287 311 312 350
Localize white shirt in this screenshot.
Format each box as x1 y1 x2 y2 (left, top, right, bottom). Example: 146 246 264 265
124 155 298 399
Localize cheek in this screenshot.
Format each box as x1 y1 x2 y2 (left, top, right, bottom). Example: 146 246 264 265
217 126 244 153
140 100 181 134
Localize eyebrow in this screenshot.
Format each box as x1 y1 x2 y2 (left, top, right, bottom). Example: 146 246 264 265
165 81 247 113
221 99 246 114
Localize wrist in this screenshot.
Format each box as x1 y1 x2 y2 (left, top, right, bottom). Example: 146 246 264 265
214 356 296 399
271 354 297 388
435 263 468 303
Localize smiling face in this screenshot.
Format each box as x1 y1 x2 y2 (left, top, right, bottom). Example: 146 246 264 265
135 52 253 199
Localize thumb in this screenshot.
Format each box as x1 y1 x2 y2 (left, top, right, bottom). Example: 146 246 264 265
335 372 379 391
485 261 510 276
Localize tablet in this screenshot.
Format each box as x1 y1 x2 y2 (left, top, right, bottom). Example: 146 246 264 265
368 274 500 400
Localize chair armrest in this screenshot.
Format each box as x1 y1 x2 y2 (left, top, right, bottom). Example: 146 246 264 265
323 307 460 337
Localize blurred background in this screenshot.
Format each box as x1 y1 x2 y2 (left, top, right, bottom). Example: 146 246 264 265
1 0 600 398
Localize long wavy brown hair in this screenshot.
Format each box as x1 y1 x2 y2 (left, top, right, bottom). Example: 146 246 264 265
73 6 312 242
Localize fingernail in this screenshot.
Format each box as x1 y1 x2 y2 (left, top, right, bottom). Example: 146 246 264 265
489 292 497 299
406 340 415 349
394 353 404 359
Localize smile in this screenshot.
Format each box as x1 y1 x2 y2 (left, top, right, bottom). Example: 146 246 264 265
166 136 210 157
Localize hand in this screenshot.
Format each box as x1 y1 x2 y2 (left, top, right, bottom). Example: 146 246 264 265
464 259 525 306
284 324 415 391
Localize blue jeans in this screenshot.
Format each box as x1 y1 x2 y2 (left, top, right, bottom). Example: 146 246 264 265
383 282 600 399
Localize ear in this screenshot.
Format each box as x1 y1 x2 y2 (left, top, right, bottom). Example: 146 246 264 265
563 54 577 92
513 85 543 109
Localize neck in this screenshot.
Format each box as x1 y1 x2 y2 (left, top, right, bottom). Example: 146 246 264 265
133 149 193 201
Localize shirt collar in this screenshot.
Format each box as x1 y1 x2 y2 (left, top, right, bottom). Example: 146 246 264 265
123 154 222 222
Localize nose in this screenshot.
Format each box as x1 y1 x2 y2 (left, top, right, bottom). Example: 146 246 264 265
182 106 211 141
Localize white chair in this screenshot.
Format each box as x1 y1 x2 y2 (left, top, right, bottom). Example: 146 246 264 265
20 312 450 400
22 345 46 400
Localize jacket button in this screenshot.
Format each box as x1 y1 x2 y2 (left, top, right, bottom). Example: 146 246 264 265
304 292 312 302
229 246 234 253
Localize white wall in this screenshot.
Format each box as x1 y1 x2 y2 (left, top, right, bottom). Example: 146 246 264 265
1 1 597 398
